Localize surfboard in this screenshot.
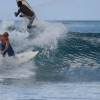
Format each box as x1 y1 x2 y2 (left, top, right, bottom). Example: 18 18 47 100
16 0 33 11
15 50 39 64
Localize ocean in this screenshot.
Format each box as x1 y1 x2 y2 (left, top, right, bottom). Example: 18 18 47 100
0 20 100 100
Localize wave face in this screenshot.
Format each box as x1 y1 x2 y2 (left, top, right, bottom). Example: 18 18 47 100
35 21 100 82
0 20 100 82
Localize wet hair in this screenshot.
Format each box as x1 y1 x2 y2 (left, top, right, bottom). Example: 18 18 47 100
3 32 9 37
17 1 22 7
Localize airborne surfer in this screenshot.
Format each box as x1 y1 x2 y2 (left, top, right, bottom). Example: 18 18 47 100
15 1 36 29
0 32 15 57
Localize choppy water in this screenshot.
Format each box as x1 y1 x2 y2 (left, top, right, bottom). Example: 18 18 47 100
0 82 100 100
0 20 100 100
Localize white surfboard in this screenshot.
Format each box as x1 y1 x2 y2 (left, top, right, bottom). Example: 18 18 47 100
16 0 33 11
15 50 39 64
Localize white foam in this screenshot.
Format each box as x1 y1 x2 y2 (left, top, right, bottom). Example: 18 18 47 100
1 20 15 31
7 20 67 52
33 20 67 49
0 19 67 79
0 57 36 79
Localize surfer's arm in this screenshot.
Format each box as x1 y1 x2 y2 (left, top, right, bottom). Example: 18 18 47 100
1 41 9 54
15 9 21 17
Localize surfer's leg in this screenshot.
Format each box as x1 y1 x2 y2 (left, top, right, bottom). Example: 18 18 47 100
2 50 7 57
1 44 7 57
27 16 35 29
0 43 2 50
7 44 15 56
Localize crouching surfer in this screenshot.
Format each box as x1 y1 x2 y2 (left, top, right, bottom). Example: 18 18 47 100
0 32 15 57
15 1 36 29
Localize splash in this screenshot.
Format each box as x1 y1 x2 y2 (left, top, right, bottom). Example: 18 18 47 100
32 20 67 49
1 20 15 31
0 19 67 80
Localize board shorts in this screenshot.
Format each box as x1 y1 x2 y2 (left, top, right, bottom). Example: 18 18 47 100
0 43 2 50
1 43 15 57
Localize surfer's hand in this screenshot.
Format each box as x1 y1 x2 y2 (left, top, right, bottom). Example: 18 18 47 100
14 12 18 17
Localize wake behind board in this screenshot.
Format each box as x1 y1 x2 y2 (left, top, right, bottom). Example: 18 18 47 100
15 50 39 64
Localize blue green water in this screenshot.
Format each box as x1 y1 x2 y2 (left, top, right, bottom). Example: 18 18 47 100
34 21 100 82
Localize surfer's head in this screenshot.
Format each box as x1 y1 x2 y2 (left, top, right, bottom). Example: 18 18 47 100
17 1 22 7
3 32 9 37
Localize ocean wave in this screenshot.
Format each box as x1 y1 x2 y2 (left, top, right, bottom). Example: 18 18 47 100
0 20 100 82
35 31 100 82
0 20 67 80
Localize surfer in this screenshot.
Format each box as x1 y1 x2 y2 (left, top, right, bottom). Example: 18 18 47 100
15 1 36 29
0 32 15 57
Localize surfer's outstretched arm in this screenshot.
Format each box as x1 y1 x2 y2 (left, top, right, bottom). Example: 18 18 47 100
15 9 21 17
